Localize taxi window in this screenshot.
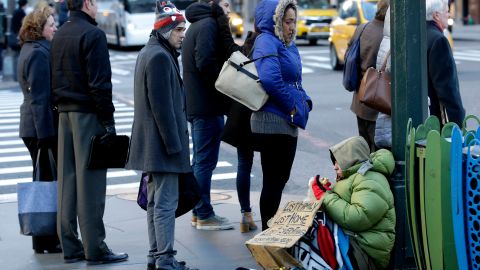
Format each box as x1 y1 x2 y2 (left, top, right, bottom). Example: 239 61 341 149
339 1 358 19
361 2 377 21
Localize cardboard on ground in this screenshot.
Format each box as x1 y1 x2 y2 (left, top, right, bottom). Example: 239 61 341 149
246 200 322 269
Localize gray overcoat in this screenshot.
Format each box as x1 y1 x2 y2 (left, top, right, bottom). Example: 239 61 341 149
126 36 191 173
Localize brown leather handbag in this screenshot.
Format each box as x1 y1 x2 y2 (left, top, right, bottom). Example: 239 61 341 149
358 50 391 115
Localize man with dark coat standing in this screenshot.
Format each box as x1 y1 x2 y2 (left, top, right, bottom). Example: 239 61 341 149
426 0 465 126
126 1 196 269
51 0 127 265
181 0 233 230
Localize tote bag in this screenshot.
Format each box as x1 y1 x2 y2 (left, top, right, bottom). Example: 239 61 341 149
17 148 57 236
215 51 276 111
358 50 391 115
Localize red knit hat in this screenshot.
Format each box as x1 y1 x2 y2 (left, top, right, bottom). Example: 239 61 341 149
153 1 186 33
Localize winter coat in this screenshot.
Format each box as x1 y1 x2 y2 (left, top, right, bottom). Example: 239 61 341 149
349 19 383 122
18 39 56 139
51 11 115 126
374 9 392 149
181 2 230 118
322 136 396 269
252 0 312 128
426 21 465 126
125 35 191 173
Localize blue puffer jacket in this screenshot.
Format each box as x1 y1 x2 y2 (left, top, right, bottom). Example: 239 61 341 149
253 0 312 128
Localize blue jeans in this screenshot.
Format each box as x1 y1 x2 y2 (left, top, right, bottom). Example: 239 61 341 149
236 147 253 213
190 116 224 220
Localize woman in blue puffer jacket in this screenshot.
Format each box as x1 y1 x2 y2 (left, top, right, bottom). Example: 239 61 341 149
251 0 312 230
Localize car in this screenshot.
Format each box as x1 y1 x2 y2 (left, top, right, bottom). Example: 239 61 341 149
328 0 378 70
230 12 244 38
296 0 338 45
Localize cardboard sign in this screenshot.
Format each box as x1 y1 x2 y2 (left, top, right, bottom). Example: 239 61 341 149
246 201 321 269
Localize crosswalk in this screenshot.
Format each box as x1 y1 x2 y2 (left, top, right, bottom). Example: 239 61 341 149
109 47 480 78
0 90 238 202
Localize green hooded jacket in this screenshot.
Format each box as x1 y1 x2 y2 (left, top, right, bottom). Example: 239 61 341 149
322 136 396 269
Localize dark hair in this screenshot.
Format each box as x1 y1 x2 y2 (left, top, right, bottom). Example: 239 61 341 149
375 0 390 21
18 0 27 7
285 3 296 14
67 0 84 11
18 6 53 44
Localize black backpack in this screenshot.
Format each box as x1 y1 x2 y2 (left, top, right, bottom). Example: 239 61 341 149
342 23 369 92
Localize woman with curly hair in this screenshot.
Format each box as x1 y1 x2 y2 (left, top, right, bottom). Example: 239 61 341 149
17 6 59 254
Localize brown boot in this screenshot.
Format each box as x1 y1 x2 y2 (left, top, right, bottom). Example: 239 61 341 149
239 212 257 233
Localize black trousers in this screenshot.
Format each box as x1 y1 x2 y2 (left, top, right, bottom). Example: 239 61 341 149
22 137 61 253
253 133 297 230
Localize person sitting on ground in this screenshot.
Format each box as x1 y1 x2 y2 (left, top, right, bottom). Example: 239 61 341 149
309 136 396 270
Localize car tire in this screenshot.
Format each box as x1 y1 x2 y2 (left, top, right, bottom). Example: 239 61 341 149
330 44 342 71
115 24 121 47
308 38 318 46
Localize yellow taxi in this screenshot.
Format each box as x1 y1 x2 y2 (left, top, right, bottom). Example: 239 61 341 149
296 0 338 45
229 12 244 38
329 0 378 70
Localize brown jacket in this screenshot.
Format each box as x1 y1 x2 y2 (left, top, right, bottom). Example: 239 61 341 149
350 19 384 121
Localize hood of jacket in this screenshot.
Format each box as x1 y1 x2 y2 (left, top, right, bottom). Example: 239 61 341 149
329 136 370 171
330 136 395 179
185 2 212 23
255 0 297 45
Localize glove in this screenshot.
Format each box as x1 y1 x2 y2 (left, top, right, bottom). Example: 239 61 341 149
311 175 331 201
37 136 56 149
211 2 225 18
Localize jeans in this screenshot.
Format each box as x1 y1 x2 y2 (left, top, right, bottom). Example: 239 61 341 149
147 173 178 269
190 116 224 220
253 133 297 230
236 147 253 213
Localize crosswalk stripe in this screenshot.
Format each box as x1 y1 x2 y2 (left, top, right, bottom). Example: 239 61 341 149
0 109 21 113
212 172 237 180
0 147 27 154
0 124 20 130
455 51 480 58
0 131 18 138
303 62 332 70
115 112 134 117
299 50 329 55
112 68 130 76
0 139 23 146
0 118 19 124
454 55 480 62
303 55 330 62
0 155 31 163
302 67 314 74
0 113 20 118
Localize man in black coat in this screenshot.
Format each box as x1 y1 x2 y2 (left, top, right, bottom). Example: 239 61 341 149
426 0 465 126
51 0 127 265
181 0 233 230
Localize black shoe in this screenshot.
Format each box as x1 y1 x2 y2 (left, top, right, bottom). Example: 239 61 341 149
64 253 86 263
86 251 129 265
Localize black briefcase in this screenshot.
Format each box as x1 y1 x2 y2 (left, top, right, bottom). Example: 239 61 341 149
87 135 130 169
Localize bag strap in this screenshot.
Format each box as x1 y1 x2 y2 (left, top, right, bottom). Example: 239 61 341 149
380 50 391 72
358 23 369 39
240 53 277 67
33 148 57 181
228 60 260 81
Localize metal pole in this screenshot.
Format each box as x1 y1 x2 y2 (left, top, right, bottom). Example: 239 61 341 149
390 0 428 267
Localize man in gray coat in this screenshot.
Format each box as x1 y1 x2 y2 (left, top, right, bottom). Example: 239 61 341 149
125 1 196 270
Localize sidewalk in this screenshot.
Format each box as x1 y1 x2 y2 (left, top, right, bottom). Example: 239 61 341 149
0 186 304 270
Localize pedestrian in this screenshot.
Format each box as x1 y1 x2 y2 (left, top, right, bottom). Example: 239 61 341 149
9 0 28 81
426 0 465 126
215 3 259 233
182 0 234 230
250 0 312 230
308 136 396 270
51 0 127 265
348 0 389 153
125 1 197 269
17 6 60 255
